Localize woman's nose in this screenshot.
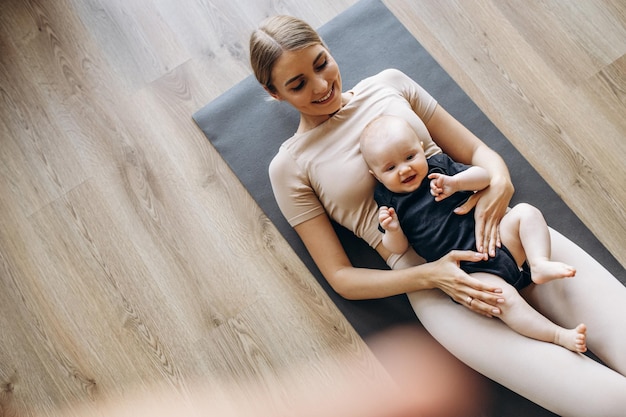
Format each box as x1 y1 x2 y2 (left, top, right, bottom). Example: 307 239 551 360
312 76 328 94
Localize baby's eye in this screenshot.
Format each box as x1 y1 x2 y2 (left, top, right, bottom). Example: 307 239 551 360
386 165 395 172
406 154 415 161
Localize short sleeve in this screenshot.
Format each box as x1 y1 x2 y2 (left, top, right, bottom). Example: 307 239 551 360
268 146 326 227
383 69 438 124
427 153 471 176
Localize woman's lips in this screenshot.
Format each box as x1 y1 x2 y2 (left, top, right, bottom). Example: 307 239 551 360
313 85 334 103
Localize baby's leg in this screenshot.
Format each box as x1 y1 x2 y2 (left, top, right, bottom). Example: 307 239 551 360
500 203 575 284
475 272 586 352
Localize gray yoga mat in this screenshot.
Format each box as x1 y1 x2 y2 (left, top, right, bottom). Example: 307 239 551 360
193 0 624 414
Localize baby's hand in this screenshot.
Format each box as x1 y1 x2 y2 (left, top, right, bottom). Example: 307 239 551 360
429 173 456 202
379 206 400 232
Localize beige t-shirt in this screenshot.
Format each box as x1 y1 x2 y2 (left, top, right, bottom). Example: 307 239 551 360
269 69 441 250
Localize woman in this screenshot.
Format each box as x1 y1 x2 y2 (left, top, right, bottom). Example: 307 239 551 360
249 15 626 416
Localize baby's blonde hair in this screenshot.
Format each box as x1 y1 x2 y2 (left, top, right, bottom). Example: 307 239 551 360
360 115 423 168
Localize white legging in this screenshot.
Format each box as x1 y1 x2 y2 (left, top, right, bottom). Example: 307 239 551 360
395 229 626 417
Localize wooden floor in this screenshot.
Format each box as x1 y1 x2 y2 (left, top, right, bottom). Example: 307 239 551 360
0 0 624 415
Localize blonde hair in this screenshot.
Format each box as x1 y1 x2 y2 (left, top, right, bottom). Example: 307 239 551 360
249 15 325 93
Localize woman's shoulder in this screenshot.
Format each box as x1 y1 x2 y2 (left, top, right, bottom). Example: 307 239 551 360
352 69 418 95
269 143 295 175
268 139 312 184
363 68 412 85
378 68 411 79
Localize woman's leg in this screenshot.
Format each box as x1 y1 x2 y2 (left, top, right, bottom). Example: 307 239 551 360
408 289 626 417
522 228 626 374
396 247 626 417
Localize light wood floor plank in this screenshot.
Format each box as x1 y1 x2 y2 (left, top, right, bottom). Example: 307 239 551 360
1 0 624 415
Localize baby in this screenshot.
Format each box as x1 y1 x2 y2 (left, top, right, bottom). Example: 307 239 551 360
360 115 586 352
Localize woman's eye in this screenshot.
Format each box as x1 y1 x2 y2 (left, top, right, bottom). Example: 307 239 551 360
316 60 328 71
291 81 305 91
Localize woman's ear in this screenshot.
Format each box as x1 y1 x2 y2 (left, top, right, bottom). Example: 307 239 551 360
263 85 281 101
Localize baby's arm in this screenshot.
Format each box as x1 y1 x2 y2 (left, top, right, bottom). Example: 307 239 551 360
379 206 410 254
429 166 491 202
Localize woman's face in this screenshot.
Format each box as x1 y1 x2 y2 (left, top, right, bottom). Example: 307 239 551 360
268 44 343 120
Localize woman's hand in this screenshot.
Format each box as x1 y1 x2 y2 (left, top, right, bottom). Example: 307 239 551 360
429 250 504 318
454 175 513 257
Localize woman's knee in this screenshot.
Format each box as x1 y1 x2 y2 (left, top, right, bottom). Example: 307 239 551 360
510 202 543 220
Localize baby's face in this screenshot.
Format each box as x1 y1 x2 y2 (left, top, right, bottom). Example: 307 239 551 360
366 130 428 194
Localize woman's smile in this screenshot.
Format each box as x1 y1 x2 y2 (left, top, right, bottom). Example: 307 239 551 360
313 85 334 104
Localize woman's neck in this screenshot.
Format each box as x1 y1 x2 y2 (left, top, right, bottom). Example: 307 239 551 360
297 114 331 133
297 92 352 133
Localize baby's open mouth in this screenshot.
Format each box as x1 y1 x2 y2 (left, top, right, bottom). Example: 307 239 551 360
402 175 416 184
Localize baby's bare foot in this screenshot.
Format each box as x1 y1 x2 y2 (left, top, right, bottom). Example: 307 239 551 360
555 324 587 353
531 259 576 284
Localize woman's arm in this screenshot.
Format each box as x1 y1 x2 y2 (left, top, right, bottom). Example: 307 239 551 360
425 105 514 256
294 213 504 316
